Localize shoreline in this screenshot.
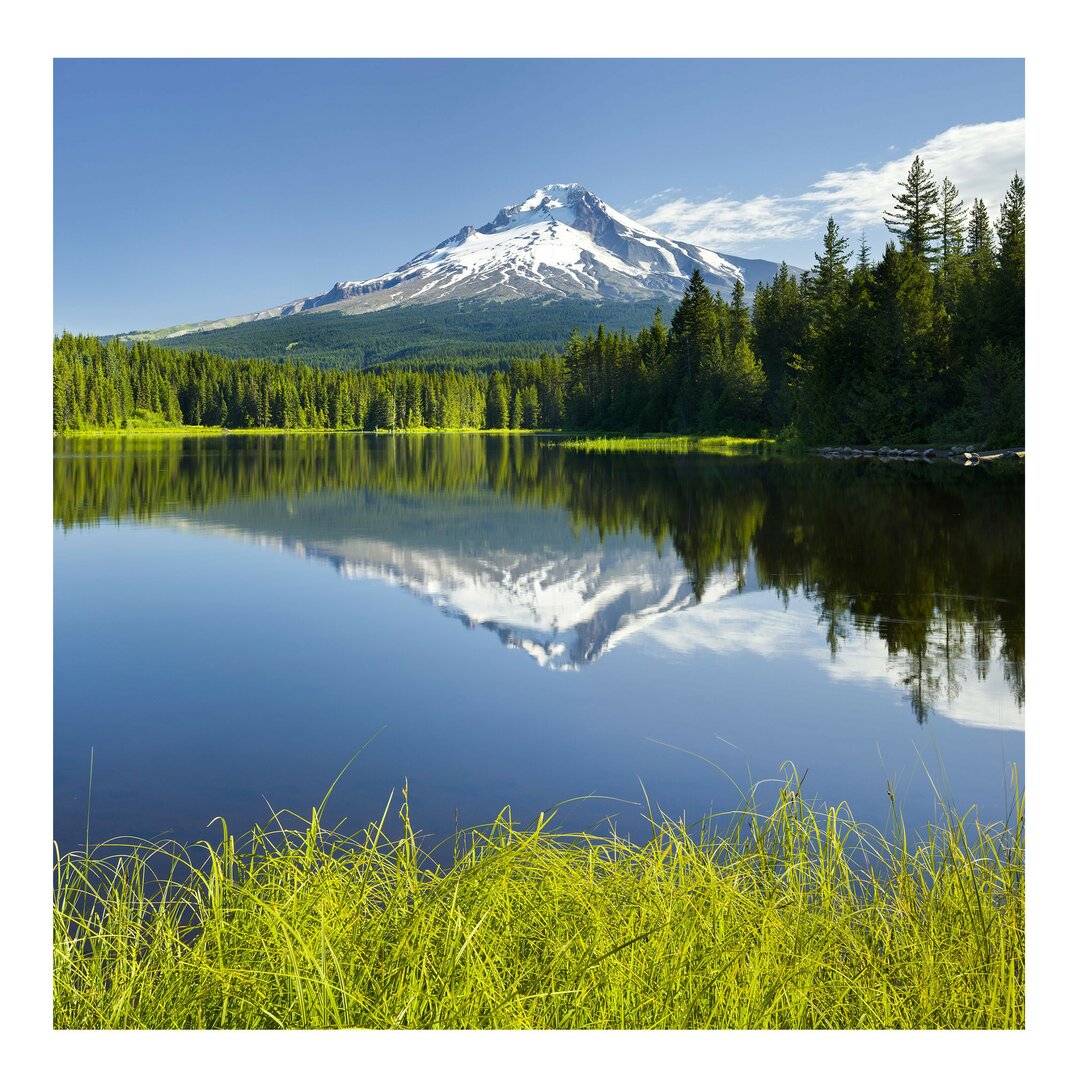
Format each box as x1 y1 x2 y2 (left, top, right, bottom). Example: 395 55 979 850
53 428 1024 464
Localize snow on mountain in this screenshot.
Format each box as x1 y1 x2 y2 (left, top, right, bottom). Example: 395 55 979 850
160 183 783 337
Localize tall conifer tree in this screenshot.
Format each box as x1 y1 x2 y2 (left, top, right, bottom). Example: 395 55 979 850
992 173 1025 348
669 269 719 382
884 155 940 261
936 177 967 304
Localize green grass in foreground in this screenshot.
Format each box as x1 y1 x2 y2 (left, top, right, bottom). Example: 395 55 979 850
54 770 1023 1029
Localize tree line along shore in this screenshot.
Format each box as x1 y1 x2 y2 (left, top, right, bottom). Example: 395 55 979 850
54 159 1024 449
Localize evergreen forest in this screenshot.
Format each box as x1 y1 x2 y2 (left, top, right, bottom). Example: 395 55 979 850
54 160 1024 446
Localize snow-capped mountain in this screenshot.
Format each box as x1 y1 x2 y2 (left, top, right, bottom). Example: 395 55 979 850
159 184 783 337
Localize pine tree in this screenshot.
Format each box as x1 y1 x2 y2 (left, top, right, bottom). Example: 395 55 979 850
884 155 939 261
72 359 86 428
966 199 992 261
721 338 767 419
727 277 751 354
333 379 353 429
373 385 394 430
53 356 71 432
808 217 851 331
936 177 967 309
670 269 719 383
645 307 667 370
166 385 183 425
857 233 872 273
992 173 1025 348
751 262 807 427
795 217 855 437
953 197 995 353
486 372 509 429
522 384 540 428
855 245 947 439
283 380 301 429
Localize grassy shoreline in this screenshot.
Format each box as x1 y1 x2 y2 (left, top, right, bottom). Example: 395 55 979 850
54 774 1023 1030
54 427 794 456
56 428 1016 456
556 434 783 454
55 425 560 438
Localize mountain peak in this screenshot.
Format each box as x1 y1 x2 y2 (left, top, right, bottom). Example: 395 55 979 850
149 185 791 338
519 182 588 209
484 182 591 232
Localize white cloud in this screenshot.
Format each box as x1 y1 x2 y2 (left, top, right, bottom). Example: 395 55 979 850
629 193 811 250
630 119 1025 254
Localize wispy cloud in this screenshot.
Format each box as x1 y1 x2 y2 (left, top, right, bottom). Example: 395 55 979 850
630 119 1025 253
631 193 811 249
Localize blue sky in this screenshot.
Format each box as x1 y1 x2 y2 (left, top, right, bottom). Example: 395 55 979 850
54 58 1024 334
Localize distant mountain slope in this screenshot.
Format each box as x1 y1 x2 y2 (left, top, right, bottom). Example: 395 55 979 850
137 298 678 370
124 183 792 367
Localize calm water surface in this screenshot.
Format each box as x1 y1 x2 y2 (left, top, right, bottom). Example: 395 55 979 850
54 435 1024 854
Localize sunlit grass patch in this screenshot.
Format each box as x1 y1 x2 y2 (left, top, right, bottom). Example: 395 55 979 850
557 434 777 455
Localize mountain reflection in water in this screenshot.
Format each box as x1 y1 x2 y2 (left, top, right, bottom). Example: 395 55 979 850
55 433 1024 729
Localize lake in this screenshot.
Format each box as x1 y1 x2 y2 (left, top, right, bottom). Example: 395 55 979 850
53 434 1024 856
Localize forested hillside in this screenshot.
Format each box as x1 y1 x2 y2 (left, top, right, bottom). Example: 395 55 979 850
55 160 1024 445
122 298 678 371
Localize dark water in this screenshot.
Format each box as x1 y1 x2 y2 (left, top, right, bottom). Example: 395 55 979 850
54 434 1024 855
